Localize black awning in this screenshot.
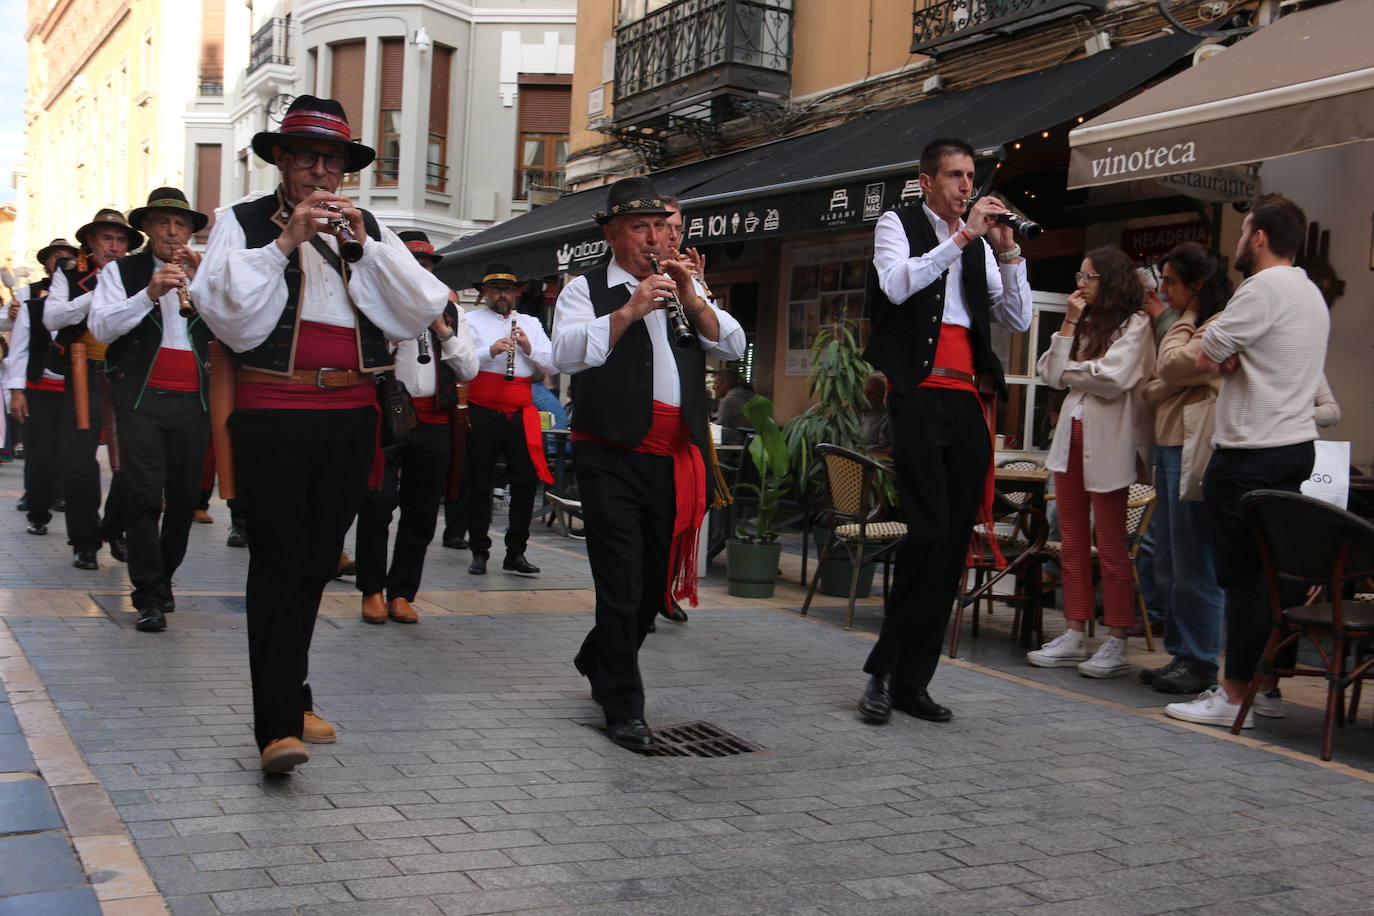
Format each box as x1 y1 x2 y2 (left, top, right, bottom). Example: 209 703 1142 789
436 31 1196 284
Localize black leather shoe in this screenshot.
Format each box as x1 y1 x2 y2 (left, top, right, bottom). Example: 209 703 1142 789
26 523 47 536
893 687 952 722
660 601 688 623
858 675 893 723
52 498 65 513
502 554 540 576
225 525 247 549
1152 657 1217 695
468 553 488 575
1138 657 1182 686
443 534 467 550
606 718 655 751
15 496 26 511
73 549 98 570
135 604 167 632
107 536 129 562
647 617 657 633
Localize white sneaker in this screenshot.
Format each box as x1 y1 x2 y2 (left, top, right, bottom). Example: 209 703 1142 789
1027 630 1089 668
1165 687 1254 729
1077 636 1130 679
1253 690 1285 719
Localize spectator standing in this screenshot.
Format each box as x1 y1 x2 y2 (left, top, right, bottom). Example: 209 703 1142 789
1028 247 1154 677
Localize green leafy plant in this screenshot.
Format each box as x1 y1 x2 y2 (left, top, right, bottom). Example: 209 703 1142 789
732 395 791 543
781 319 874 496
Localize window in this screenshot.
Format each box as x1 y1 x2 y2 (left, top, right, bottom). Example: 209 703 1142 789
199 0 224 95
194 144 222 243
330 40 364 186
374 38 404 187
514 77 571 200
618 0 674 23
428 44 453 192
238 149 250 198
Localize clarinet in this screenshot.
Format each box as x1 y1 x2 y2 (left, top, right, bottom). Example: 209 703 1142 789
175 246 196 318
647 254 695 350
313 187 364 262
416 331 431 365
504 317 518 381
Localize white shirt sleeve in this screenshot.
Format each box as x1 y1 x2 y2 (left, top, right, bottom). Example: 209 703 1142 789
42 270 92 332
90 261 157 344
346 224 451 341
550 275 608 374
985 245 1033 333
190 208 289 353
5 303 29 390
442 307 479 382
520 314 558 378
872 210 963 304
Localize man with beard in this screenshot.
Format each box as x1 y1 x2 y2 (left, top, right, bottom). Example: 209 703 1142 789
91 190 213 633
192 96 448 774
551 176 745 750
6 239 77 535
1165 193 1330 729
462 264 556 577
44 209 142 569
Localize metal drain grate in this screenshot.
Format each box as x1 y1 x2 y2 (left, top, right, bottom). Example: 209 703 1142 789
640 721 764 757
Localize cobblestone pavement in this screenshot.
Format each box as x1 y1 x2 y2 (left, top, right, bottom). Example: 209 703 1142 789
3 461 1374 915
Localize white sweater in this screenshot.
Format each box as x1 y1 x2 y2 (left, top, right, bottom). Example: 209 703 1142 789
1200 266 1329 449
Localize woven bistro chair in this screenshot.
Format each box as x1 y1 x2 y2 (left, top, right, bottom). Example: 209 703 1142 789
1041 482 1158 651
1235 491 1374 760
800 444 906 630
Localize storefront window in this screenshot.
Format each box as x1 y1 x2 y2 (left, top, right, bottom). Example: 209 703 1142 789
782 237 873 376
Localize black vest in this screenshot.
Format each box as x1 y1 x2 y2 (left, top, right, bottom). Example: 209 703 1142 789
102 250 213 412
23 278 52 384
570 265 709 452
47 264 103 376
862 206 1006 395
229 192 391 374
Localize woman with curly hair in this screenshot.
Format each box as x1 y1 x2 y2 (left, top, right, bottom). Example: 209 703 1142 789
1028 246 1155 677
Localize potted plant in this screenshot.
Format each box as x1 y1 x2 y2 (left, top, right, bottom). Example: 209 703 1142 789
725 395 791 598
781 319 889 597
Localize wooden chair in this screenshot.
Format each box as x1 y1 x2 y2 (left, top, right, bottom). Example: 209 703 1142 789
800 444 906 630
1234 490 1374 760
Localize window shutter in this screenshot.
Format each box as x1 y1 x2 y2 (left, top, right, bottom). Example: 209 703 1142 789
194 144 221 238
517 83 572 134
330 41 365 137
199 0 224 82
380 38 404 110
430 45 452 137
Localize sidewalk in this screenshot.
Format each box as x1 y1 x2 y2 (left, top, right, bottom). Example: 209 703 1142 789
3 460 1374 915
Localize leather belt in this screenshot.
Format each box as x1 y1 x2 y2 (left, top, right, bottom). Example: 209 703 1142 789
236 367 371 389
928 367 977 384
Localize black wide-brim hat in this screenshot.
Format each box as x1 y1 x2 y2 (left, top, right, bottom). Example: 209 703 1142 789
75 209 143 250
398 230 440 264
128 188 210 233
252 95 376 172
36 238 79 264
472 262 522 291
594 176 671 225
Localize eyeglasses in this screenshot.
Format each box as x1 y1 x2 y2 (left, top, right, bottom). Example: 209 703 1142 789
1074 271 1101 283
283 147 349 174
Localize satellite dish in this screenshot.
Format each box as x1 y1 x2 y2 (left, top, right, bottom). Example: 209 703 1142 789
266 93 296 124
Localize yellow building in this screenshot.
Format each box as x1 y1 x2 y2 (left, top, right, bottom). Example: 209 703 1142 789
18 0 219 270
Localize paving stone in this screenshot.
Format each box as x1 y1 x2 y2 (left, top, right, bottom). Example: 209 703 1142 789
0 885 101 916
0 832 85 897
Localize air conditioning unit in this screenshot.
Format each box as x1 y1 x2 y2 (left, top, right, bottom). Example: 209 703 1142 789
923 74 945 95
1084 31 1111 56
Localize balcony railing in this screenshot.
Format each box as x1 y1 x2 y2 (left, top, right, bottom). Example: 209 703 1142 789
198 79 223 97
910 0 1106 56
614 0 793 126
248 17 292 75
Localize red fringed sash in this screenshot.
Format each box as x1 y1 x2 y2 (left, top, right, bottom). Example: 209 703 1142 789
468 372 553 485
638 402 707 608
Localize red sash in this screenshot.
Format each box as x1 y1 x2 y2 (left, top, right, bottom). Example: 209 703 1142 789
234 322 374 410
27 377 64 393
411 395 449 425
147 347 199 392
468 372 553 485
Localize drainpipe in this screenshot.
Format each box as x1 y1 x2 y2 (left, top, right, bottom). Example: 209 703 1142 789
456 18 478 226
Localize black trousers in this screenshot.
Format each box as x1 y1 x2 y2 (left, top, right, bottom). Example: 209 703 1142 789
116 391 210 609
61 362 106 551
865 387 990 691
231 406 375 751
573 441 674 723
101 471 126 542
23 388 64 526
443 481 469 543
355 422 451 600
465 404 536 556
1204 442 1314 683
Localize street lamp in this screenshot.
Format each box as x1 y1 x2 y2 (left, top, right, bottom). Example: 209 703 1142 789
412 27 432 54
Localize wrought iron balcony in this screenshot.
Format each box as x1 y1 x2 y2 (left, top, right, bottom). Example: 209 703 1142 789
613 0 793 128
248 17 292 76
910 0 1107 57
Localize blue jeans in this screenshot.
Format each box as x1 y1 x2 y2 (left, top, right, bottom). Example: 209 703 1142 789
1157 445 1224 671
1138 454 1170 627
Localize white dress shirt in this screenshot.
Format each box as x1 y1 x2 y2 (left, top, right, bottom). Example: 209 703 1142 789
43 268 100 332
467 307 557 379
551 260 747 405
4 298 63 390
189 203 449 353
392 308 479 398
872 204 1033 333
90 257 194 350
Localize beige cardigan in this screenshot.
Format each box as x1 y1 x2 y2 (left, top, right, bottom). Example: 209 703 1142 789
1037 311 1155 493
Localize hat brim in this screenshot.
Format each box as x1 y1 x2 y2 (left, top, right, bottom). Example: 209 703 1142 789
128 205 209 234
36 244 79 263
252 132 377 172
594 205 672 226
75 222 143 251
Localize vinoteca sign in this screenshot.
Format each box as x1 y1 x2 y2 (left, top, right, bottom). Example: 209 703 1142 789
1090 142 1197 180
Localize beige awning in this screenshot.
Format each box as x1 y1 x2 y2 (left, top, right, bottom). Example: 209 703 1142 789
1068 0 1374 189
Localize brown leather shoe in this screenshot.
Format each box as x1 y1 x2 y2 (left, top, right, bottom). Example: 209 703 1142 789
361 592 387 624
192 509 213 524
260 736 309 774
387 597 419 624
302 711 337 744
